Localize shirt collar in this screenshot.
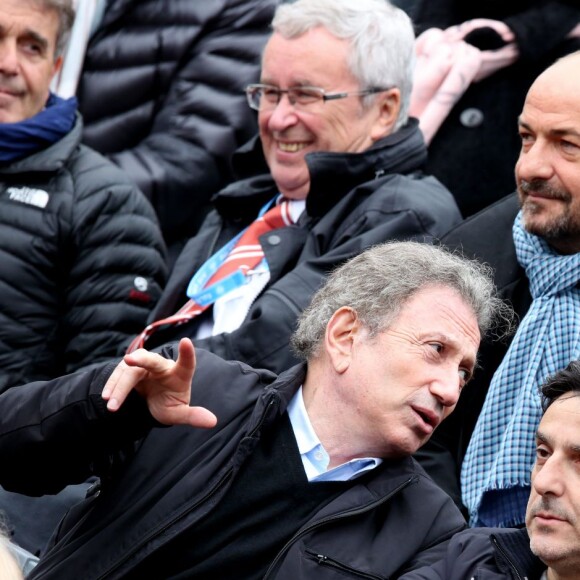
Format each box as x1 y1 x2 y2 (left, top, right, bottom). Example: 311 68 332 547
287 386 382 481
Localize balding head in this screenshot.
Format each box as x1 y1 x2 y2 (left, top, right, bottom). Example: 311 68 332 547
515 50 580 255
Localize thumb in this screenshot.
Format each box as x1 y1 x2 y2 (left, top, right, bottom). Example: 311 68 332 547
165 405 217 428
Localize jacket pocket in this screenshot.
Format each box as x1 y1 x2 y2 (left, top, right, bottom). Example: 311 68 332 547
304 548 388 579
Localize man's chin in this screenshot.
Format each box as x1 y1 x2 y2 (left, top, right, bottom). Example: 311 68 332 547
0 109 22 124
520 203 565 235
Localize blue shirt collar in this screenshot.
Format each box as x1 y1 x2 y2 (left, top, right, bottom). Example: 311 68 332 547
287 386 382 482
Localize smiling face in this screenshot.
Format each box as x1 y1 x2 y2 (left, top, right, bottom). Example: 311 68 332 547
515 54 580 255
258 27 398 200
0 0 62 123
320 285 480 462
526 393 580 576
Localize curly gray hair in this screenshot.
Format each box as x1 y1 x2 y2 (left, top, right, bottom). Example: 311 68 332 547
291 241 512 360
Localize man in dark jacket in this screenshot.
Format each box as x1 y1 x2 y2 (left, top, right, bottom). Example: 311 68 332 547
415 51 580 529
0 241 508 579
51 0 278 258
0 0 166 396
0 0 166 556
403 361 580 580
125 0 463 376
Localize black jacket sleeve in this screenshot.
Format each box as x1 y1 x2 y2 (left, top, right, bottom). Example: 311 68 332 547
0 362 156 496
79 0 277 246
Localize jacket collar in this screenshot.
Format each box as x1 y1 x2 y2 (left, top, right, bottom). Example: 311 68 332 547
222 118 427 220
491 528 546 578
252 361 419 484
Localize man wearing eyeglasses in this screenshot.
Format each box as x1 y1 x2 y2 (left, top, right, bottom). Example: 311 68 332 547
123 0 463 376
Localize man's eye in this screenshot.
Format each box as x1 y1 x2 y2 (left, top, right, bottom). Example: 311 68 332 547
22 42 42 55
536 446 550 460
291 89 321 104
262 88 280 102
562 140 580 151
458 368 471 383
429 343 443 353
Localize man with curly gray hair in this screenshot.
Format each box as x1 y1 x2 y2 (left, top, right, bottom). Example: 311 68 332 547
0 241 511 578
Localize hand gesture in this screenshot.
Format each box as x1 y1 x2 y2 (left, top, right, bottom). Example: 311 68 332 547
102 338 217 428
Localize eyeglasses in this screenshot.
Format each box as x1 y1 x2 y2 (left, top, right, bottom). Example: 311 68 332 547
245 83 392 112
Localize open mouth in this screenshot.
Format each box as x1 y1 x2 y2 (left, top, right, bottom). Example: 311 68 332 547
412 406 439 432
278 142 308 153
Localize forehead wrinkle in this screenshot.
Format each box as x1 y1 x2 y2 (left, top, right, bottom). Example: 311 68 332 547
438 302 480 346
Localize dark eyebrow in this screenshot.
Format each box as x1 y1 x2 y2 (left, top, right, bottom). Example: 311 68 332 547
551 128 580 140
537 429 580 454
23 29 49 52
518 117 580 140
0 25 49 54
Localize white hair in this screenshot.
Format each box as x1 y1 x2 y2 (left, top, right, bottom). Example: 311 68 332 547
272 0 415 130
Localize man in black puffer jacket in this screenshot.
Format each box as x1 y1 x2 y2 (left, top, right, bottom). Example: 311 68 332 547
0 0 166 556
0 0 166 392
74 0 278 256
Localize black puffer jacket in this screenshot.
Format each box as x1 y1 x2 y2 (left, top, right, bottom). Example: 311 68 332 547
77 0 278 248
0 349 467 579
0 116 167 393
412 0 580 217
143 120 463 374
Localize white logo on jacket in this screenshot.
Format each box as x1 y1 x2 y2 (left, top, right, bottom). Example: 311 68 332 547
6 187 49 208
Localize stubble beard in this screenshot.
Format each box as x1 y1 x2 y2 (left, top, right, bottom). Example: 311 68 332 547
518 179 580 245
528 497 578 570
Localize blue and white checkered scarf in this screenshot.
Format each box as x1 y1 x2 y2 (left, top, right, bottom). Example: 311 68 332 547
461 211 580 527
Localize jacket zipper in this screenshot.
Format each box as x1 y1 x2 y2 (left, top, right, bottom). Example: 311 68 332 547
267 287 302 316
204 223 222 262
305 549 388 579
262 476 417 579
95 396 280 579
491 537 524 580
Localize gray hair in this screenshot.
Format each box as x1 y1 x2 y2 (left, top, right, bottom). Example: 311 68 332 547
272 0 415 131
36 0 75 57
291 241 512 360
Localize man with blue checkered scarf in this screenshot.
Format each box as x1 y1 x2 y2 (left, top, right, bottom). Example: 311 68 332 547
414 50 580 529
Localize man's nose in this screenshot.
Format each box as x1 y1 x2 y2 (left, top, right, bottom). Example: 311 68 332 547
532 456 565 497
265 94 299 131
0 41 19 75
429 369 461 408
516 141 555 183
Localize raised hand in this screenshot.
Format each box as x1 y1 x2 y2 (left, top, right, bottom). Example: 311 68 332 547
102 338 217 428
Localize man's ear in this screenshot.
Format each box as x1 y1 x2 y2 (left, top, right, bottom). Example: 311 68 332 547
370 88 401 142
324 307 360 374
51 55 63 80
